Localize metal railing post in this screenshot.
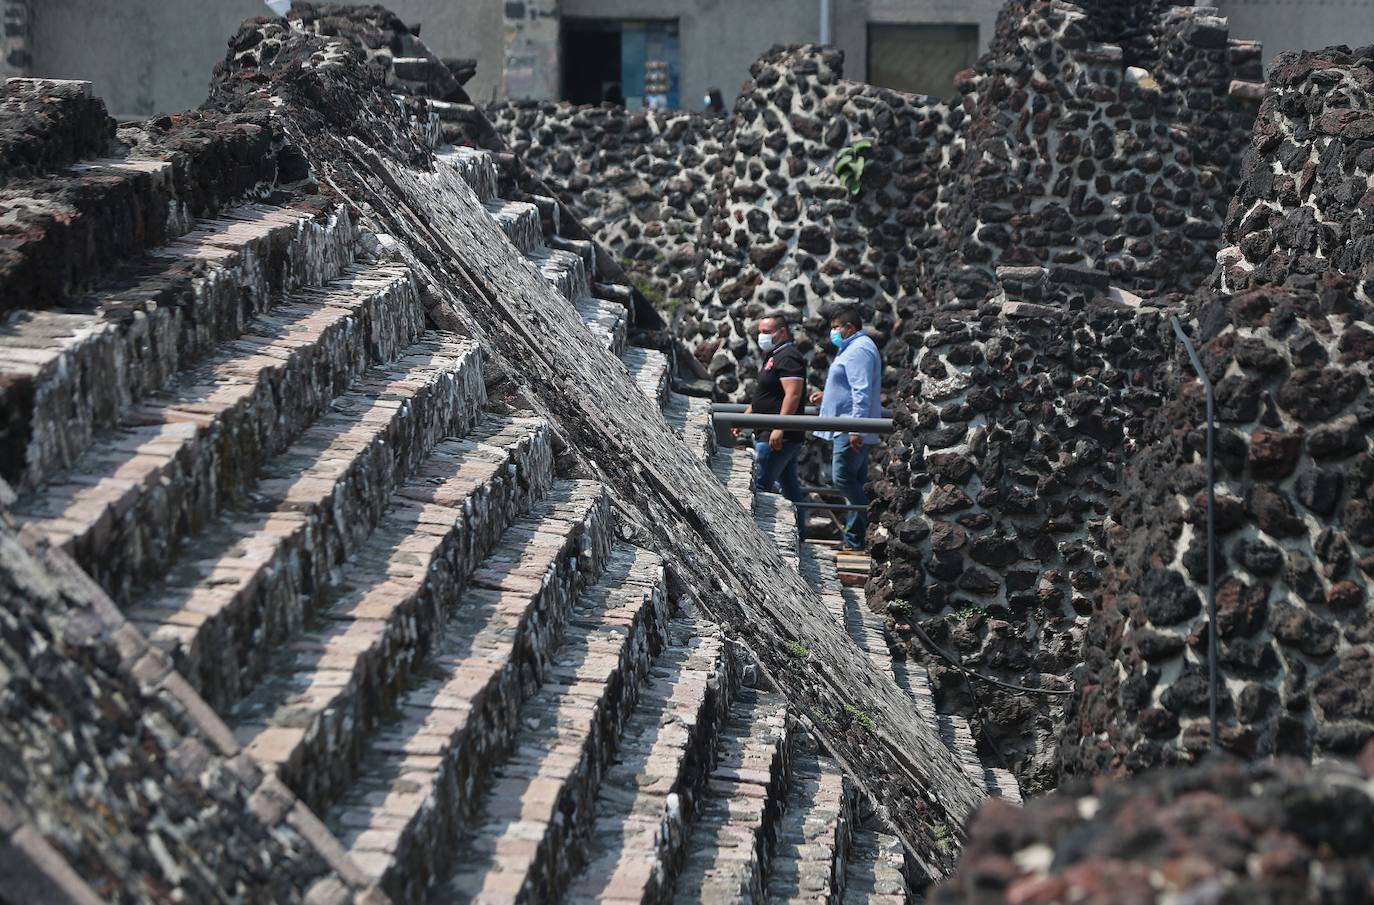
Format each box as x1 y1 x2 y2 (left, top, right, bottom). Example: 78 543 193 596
1171 316 1219 751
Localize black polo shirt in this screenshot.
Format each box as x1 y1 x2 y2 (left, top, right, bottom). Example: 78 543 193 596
752 340 806 442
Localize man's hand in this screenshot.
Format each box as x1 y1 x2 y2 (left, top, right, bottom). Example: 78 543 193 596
849 433 864 451
769 428 785 451
809 389 824 405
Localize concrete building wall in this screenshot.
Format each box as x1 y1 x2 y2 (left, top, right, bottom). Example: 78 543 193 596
26 0 502 119
17 0 1374 120
1216 0 1374 67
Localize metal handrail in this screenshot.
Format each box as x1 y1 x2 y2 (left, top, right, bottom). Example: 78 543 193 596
712 403 821 415
713 412 895 433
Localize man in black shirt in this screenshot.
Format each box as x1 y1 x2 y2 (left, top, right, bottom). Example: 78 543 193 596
737 314 806 539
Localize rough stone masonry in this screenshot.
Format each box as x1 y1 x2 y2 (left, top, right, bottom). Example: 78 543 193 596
2 1 1374 903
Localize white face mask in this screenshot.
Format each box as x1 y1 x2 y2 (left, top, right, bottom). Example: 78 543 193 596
758 333 775 354
704 94 712 106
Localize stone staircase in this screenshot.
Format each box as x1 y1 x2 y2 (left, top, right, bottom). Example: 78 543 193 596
2 88 937 904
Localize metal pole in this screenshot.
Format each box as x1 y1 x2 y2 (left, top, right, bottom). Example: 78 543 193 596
820 0 831 45
1171 316 1218 751
713 412 895 434
712 403 821 416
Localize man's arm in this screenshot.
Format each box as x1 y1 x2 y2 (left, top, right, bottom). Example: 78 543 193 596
846 347 874 449
769 376 804 450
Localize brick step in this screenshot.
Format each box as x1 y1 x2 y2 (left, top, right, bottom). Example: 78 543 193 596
325 481 614 902
512 192 559 238
436 146 499 204
528 244 591 304
227 415 555 812
755 494 801 568
483 199 544 256
623 346 670 407
663 392 715 466
573 296 628 357
565 617 736 905
12 268 437 602
549 233 595 281
0 156 181 313
765 736 854 905
0 201 355 490
839 826 910 905
123 367 496 714
712 446 756 514
433 545 671 904
671 687 794 905
938 715 994 800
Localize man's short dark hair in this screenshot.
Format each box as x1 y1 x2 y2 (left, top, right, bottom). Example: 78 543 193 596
828 304 863 330
759 312 790 331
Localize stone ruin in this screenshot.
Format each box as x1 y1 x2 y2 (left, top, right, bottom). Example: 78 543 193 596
2 2 1374 904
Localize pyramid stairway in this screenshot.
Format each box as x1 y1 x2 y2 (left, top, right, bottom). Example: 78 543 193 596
0 79 992 904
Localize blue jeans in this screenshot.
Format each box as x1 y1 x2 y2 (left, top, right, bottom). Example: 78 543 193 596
755 439 804 540
832 438 869 549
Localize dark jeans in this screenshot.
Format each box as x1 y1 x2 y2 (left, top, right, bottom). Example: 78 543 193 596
831 437 869 549
755 438 804 540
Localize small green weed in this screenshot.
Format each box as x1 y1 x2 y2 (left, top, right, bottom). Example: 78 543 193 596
843 703 876 732
783 640 810 659
833 140 872 195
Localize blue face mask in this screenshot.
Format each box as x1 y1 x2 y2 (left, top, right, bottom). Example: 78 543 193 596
830 328 845 347
758 333 774 354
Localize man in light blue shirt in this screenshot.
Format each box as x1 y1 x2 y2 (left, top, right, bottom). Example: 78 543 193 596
810 305 882 550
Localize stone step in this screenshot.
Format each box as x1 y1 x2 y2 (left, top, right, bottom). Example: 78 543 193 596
0 78 112 181
663 392 716 466
325 481 614 902
755 493 801 569
436 145 499 204
839 827 910 905
0 156 181 312
549 233 595 281
13 269 438 603
573 296 628 357
565 617 736 905
123 337 485 706
483 198 544 256
227 415 556 813
0 201 355 491
765 734 854 905
712 446 756 514
521 192 560 238
938 714 992 802
528 244 590 304
623 346 670 407
983 767 1023 805
433 545 671 904
671 687 793 905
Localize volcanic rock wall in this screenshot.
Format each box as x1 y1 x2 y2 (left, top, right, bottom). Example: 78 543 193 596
1063 44 1374 777
0 515 381 903
931 754 1374 905
487 101 729 307
928 3 1258 308
864 0 1264 791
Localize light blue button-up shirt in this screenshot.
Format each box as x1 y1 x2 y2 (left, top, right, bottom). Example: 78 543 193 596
818 331 883 443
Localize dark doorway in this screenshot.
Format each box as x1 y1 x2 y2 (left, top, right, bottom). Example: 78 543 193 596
562 18 680 109
562 20 622 106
